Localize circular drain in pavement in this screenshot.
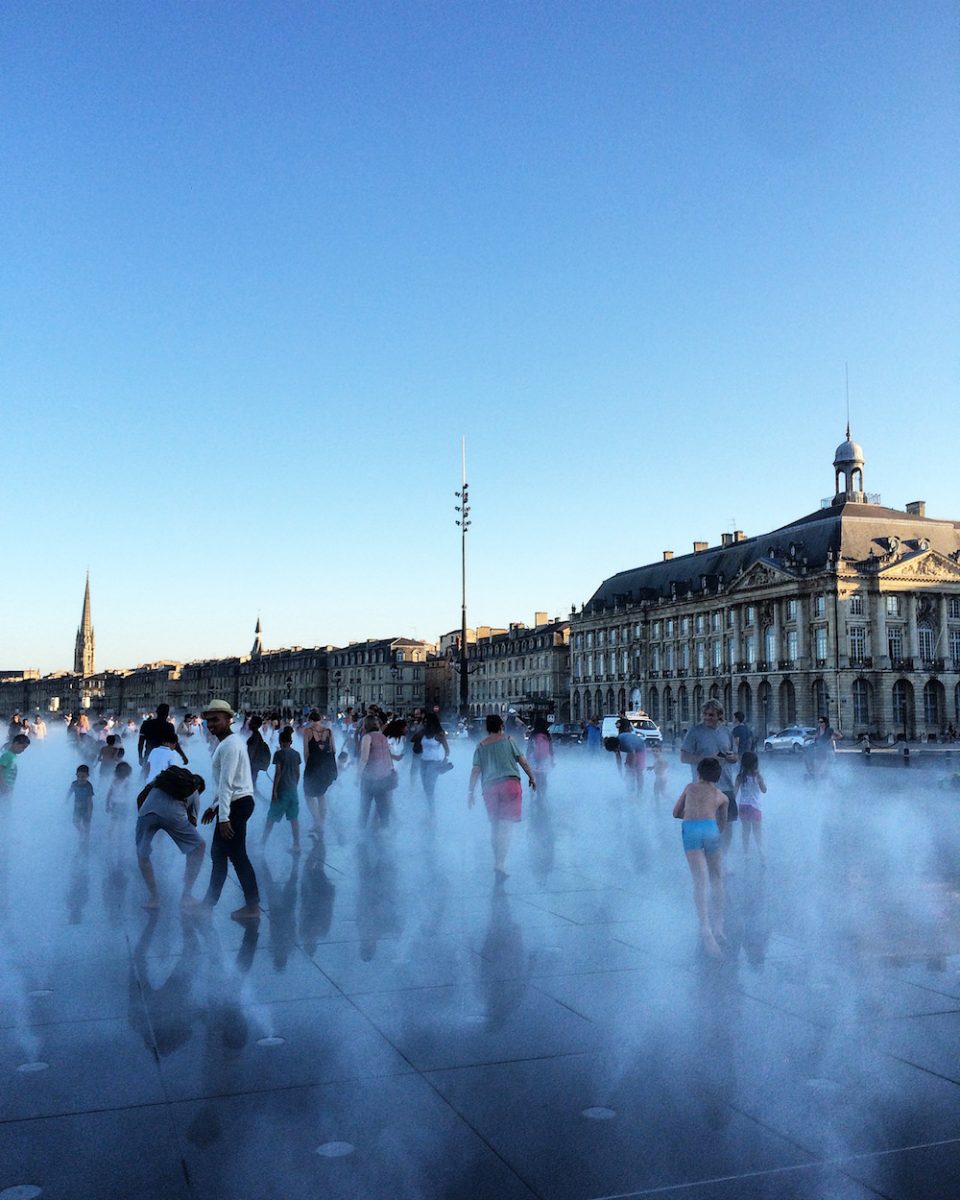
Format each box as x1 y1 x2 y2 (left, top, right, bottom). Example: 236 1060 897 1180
16 1063 49 1074
581 1107 616 1120
257 1037 285 1048
0 1186 44 1198
316 1142 354 1158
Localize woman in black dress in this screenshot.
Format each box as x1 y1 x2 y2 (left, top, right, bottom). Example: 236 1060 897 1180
302 711 338 837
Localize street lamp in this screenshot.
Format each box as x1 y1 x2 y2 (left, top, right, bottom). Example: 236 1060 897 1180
454 435 472 719
333 670 342 718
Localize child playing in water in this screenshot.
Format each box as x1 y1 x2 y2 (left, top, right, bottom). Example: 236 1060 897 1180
735 751 767 862
649 743 669 805
68 764 95 840
263 726 302 852
97 734 124 781
673 756 727 957
105 759 134 818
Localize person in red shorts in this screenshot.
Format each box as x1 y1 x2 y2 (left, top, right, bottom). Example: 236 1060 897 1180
467 714 537 880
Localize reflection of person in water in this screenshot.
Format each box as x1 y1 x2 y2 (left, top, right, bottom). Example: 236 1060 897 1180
355 838 400 962
299 837 336 957
479 889 527 1032
259 855 300 970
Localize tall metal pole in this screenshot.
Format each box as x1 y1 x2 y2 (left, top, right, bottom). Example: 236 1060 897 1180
455 436 471 718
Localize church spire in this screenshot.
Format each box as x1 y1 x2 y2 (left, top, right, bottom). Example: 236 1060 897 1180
251 616 263 657
74 572 95 676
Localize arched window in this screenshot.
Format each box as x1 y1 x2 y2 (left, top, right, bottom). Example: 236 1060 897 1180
812 678 828 723
852 678 870 726
709 683 720 701
923 680 944 727
664 685 675 725
779 679 797 726
892 679 914 735
648 686 660 721
737 681 753 723
678 684 689 724
573 690 582 720
692 684 704 717
757 681 772 733
594 688 603 717
606 688 615 713
617 687 626 713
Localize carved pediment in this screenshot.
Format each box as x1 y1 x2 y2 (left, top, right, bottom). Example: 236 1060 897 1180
729 559 797 592
877 549 960 582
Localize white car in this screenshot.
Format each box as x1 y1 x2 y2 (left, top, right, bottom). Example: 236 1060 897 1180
601 713 663 748
763 725 816 753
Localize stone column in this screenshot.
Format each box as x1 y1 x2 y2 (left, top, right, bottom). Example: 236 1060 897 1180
938 593 950 665
907 594 919 664
874 588 888 669
771 597 782 668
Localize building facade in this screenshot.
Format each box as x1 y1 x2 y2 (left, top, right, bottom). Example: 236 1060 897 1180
328 638 433 715
468 614 571 720
570 435 960 740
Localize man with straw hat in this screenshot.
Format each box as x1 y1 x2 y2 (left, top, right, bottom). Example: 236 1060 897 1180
200 699 261 920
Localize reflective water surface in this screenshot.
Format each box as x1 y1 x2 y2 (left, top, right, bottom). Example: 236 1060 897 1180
1 727 958 1199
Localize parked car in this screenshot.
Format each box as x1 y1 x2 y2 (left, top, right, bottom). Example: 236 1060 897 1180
763 725 816 752
600 713 663 749
548 722 583 745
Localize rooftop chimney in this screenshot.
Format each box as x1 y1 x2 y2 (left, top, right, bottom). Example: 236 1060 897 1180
693 541 708 553
662 550 673 561
733 530 746 543
721 532 734 546
906 500 926 517
534 611 547 626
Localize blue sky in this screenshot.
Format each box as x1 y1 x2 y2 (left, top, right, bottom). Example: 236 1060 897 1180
3 1 957 673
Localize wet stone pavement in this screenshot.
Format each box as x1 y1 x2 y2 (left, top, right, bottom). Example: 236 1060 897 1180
1 728 959 1199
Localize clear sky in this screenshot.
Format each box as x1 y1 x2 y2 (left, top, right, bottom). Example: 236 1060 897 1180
3 1 957 674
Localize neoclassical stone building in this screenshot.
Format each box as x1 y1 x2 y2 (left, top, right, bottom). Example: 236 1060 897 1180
570 433 960 739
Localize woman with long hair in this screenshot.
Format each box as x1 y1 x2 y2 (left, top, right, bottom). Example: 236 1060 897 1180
302 710 337 838
358 714 396 830
526 716 555 799
419 711 450 814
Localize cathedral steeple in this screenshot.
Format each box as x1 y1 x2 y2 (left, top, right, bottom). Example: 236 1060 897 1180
251 616 263 657
74 572 95 676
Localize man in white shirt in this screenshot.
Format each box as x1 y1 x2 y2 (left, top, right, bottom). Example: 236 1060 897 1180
200 699 261 920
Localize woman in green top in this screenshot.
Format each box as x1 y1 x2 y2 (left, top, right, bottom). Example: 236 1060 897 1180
467 714 536 879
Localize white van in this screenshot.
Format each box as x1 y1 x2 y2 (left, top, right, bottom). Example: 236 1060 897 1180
600 712 663 749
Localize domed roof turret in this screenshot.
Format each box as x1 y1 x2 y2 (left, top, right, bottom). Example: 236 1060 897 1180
833 424 864 467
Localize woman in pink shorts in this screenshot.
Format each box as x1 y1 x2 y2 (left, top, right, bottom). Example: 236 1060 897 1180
467 714 538 879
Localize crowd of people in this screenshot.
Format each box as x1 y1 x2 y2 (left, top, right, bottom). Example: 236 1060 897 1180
0 698 792 956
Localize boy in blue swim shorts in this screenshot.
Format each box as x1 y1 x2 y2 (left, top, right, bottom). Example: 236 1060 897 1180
673 757 728 957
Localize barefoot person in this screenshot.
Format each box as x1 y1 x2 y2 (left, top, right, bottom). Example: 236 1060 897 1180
135 769 207 909
673 756 728 956
467 714 537 880
199 699 261 920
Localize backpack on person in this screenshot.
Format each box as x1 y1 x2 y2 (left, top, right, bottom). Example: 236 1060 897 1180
249 735 271 773
153 765 200 804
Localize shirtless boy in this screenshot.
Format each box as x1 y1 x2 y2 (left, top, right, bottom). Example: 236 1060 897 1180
673 756 728 957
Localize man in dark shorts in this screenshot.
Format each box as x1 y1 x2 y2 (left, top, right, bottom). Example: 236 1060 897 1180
731 711 756 759
681 700 738 849
138 703 187 775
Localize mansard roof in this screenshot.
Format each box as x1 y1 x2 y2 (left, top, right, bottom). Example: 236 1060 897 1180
586 500 960 612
